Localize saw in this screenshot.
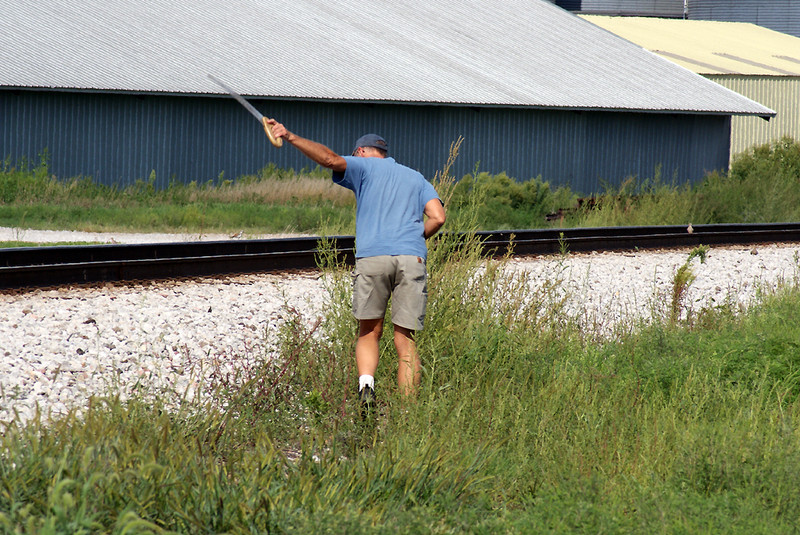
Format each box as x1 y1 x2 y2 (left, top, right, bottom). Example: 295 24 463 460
207 74 282 148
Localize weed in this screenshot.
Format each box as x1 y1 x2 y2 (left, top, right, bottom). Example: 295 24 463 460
558 231 569 257
669 248 708 325
689 243 709 263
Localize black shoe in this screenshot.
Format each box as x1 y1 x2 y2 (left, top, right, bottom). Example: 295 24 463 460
359 385 375 419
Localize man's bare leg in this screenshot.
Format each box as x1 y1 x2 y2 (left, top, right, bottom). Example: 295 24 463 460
356 318 382 418
356 318 383 378
394 325 420 396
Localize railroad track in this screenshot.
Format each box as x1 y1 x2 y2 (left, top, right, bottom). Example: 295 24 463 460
2 223 800 290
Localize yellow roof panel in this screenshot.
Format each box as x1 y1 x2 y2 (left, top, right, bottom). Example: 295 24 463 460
581 15 800 76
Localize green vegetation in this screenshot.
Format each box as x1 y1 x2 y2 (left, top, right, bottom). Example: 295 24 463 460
427 136 800 230
4 262 800 532
2 140 800 532
3 137 800 241
448 170 575 230
0 157 355 237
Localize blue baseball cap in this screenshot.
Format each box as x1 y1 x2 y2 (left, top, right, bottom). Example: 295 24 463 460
352 134 388 154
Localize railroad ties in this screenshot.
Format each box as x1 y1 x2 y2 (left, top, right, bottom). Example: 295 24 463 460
2 223 800 290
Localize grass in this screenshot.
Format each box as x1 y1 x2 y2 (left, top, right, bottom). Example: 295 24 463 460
4 137 800 240
571 137 800 228
0 158 355 238
2 237 799 532
2 139 800 532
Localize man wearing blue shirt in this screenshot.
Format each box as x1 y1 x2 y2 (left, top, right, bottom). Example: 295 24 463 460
267 120 446 415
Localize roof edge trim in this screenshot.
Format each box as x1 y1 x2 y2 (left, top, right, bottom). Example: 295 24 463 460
1 85 776 118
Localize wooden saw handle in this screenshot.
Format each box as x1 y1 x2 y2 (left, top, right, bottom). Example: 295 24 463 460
262 117 283 148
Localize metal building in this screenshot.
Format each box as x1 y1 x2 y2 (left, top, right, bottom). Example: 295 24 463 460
553 0 800 38
688 0 800 39
551 0 685 17
583 15 800 158
0 0 774 195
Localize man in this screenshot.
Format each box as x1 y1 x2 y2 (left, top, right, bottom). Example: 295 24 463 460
266 119 446 414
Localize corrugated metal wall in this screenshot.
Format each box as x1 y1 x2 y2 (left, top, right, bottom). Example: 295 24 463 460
552 0 686 17
554 0 582 10
1 90 731 195
688 0 800 38
554 0 800 33
706 75 800 157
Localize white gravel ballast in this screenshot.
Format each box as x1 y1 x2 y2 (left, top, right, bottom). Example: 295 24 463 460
1 239 799 425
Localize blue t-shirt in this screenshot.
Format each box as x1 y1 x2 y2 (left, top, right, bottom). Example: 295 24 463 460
333 156 440 259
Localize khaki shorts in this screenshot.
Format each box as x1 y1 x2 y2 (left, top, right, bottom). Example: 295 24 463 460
352 255 428 331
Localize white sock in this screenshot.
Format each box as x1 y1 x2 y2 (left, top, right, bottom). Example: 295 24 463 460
359 375 374 391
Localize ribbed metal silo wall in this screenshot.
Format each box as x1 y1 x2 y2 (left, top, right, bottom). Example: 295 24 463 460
2 90 730 196
688 0 800 38
554 0 685 16
706 75 800 158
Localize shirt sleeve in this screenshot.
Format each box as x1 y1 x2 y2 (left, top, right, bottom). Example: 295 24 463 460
420 178 440 208
332 156 363 192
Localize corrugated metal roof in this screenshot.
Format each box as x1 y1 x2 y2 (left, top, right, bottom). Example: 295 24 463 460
582 15 800 76
0 0 774 117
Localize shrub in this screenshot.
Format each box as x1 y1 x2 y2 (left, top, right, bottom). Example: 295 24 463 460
450 171 576 229
697 137 800 223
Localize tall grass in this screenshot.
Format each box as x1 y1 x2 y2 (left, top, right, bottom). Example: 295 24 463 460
4 137 800 237
0 158 352 207
447 137 800 230
2 241 798 532
573 137 800 228
3 140 800 532
700 136 800 223
0 158 354 235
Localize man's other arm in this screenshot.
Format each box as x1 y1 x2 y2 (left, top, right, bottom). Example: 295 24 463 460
423 198 446 239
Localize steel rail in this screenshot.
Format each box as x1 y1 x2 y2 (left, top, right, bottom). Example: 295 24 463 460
2 223 799 290
478 223 800 256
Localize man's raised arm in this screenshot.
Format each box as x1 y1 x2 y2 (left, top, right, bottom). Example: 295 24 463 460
266 119 347 172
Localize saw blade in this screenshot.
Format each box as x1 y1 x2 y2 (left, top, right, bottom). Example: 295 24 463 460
208 74 264 122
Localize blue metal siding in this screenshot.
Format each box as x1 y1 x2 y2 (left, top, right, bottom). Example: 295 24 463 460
553 0 685 17
2 90 730 195
688 0 800 38
378 107 730 193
